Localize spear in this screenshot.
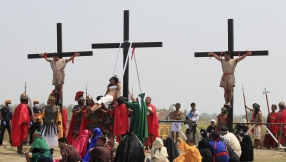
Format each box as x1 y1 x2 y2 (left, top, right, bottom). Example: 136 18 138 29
242 84 248 123
25 82 34 122
86 83 88 104
263 88 270 114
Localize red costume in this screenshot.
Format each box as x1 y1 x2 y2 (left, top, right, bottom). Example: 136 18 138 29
10 103 29 147
113 103 129 138
277 109 286 145
72 129 91 158
67 91 84 144
146 103 159 146
264 112 279 148
80 103 101 134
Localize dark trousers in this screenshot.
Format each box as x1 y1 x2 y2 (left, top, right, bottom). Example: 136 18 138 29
29 122 42 144
0 123 11 145
186 123 197 144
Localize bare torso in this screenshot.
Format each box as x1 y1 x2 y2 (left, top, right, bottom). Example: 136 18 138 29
172 110 182 120
107 83 121 98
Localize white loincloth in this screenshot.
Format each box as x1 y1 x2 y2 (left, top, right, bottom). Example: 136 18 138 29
97 94 114 108
171 122 181 132
41 126 58 147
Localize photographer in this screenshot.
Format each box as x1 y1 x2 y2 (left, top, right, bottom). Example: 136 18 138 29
185 103 199 144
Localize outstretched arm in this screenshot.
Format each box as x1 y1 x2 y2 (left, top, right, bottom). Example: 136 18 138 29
66 52 80 62
39 53 51 62
208 52 221 61
245 105 254 111
237 51 251 63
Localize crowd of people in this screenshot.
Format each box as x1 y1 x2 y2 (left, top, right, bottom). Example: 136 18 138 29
1 78 286 161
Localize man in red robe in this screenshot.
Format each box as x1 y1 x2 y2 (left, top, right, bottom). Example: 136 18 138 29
67 91 85 144
277 101 286 146
145 96 159 151
264 104 279 148
113 97 129 142
10 93 30 154
62 107 68 137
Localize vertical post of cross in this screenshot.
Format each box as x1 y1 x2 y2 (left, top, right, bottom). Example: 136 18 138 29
226 19 234 132
57 23 63 59
123 10 130 98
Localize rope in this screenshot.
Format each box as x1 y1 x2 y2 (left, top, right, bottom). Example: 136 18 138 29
112 43 122 76
121 43 132 82
133 53 142 93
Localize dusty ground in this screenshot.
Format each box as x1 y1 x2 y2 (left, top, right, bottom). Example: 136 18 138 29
1 142 286 162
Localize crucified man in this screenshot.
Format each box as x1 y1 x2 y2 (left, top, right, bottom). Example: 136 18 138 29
208 51 251 105
39 52 80 104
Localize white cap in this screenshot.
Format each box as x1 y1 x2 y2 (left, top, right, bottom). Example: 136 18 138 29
210 119 216 123
241 119 247 123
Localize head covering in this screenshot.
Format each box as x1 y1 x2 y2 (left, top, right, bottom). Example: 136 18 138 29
163 137 180 162
241 119 247 123
4 99 11 105
272 104 277 109
20 93 29 99
48 95 55 101
82 128 102 162
75 91 84 101
33 100 39 103
151 138 169 160
240 135 254 161
31 131 50 150
211 119 216 123
86 95 93 101
114 131 145 162
278 101 285 107
78 96 85 102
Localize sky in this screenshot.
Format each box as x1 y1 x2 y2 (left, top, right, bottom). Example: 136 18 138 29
0 1 285 116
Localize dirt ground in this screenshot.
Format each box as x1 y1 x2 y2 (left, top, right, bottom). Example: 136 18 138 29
1 142 286 162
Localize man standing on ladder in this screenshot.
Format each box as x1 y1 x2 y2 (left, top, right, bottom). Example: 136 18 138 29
186 103 199 144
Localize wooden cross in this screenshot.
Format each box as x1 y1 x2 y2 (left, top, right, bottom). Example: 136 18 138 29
194 19 269 132
27 23 93 108
92 10 163 97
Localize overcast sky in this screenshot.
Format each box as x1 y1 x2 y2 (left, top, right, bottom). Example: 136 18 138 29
0 1 285 116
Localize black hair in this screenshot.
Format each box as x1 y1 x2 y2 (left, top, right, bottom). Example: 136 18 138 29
20 99 28 104
117 97 127 105
186 138 194 143
58 137 68 144
220 125 229 131
98 136 106 143
96 95 103 101
53 53 59 57
210 132 220 139
198 139 210 149
224 51 231 55
191 103 196 106
108 75 119 87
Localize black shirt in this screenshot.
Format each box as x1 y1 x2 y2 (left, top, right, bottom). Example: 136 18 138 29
0 107 12 123
206 125 216 134
235 124 249 136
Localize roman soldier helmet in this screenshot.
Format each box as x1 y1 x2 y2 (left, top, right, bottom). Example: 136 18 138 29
74 91 84 101
48 95 56 101
278 101 285 107
20 93 29 100
86 95 93 101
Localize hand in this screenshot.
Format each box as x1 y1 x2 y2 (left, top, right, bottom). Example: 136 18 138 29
246 51 252 56
39 53 44 57
208 52 215 56
2 121 6 126
74 52 80 56
244 105 247 108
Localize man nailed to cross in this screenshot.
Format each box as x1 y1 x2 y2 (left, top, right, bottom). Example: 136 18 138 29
39 52 80 104
208 51 252 105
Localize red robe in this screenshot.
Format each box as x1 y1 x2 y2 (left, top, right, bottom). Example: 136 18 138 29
113 104 129 137
269 112 279 134
146 104 159 146
62 108 68 137
72 129 91 158
10 103 29 146
278 109 286 136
